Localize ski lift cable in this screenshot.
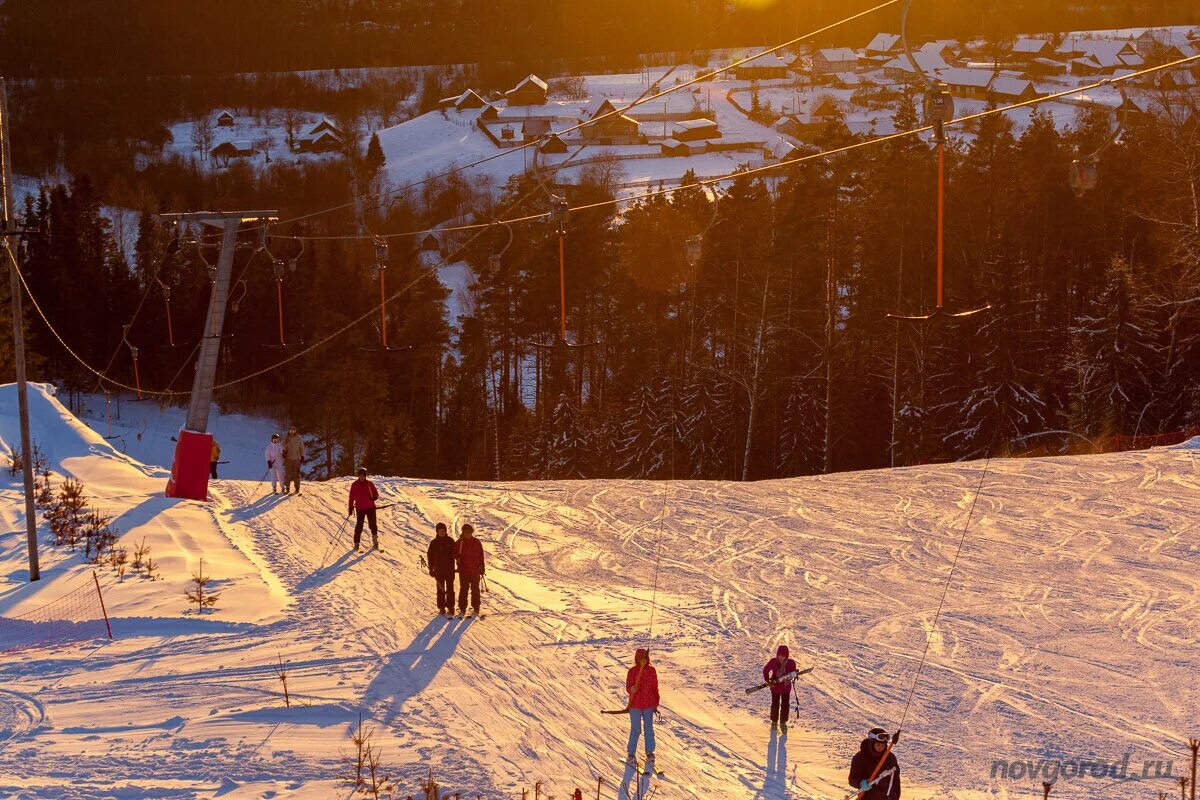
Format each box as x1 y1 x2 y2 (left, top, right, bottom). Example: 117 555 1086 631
853 430 1000 799
89 232 180 395
16 54 1198 398
188 0 905 244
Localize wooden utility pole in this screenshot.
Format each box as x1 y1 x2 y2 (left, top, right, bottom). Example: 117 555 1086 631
1 78 40 581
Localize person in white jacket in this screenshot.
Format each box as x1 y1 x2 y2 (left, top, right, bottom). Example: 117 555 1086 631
264 433 286 494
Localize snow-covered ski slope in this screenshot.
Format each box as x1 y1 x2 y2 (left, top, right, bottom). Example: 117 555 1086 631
1 384 1198 799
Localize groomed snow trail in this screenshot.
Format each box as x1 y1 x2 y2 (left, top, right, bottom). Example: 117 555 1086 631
2 388 1198 798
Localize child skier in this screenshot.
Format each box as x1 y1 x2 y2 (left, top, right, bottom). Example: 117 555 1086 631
625 648 659 770
848 727 901 800
762 644 797 734
264 433 285 494
347 467 380 551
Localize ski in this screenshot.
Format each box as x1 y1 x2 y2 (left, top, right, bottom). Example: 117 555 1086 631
745 666 813 694
601 706 630 715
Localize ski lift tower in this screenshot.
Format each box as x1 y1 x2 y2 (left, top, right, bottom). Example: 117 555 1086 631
158 210 277 500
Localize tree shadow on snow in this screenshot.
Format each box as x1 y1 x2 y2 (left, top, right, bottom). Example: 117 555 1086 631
364 617 470 726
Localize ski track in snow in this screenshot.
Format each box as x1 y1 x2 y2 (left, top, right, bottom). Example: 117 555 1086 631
2 388 1199 798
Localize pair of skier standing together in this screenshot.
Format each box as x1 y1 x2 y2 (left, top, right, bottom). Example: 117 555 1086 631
263 427 306 494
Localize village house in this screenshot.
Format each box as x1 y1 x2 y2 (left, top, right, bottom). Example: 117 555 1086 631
296 129 344 153
1011 38 1053 62
812 48 858 74
215 110 236 127
581 98 640 143
505 75 549 106
733 52 790 81
521 118 553 142
538 134 568 154
670 118 721 142
864 33 901 59
884 50 948 83
210 140 254 164
440 89 487 112
938 67 996 99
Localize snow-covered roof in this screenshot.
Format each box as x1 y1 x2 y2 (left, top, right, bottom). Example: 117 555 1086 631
1013 38 1051 54
865 33 900 53
938 67 994 88
513 74 549 92
213 139 254 153
883 51 948 73
297 129 343 144
1057 38 1136 66
673 118 719 131
739 52 791 70
587 98 619 119
990 76 1037 97
832 72 862 86
816 48 858 62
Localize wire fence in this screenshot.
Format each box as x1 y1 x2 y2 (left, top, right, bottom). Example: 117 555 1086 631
0 574 113 653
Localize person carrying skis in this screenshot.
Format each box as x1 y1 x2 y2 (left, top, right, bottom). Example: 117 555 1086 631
209 438 221 479
264 433 285 494
848 727 901 800
454 523 485 617
283 426 304 494
625 648 659 769
427 522 456 616
763 644 797 734
347 467 380 551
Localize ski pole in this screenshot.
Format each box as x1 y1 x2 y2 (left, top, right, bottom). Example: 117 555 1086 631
317 513 355 570
247 467 270 504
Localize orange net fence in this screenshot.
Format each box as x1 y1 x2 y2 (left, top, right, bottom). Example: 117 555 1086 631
0 574 113 652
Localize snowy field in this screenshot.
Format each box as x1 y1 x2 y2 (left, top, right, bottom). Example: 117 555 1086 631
1 384 1198 799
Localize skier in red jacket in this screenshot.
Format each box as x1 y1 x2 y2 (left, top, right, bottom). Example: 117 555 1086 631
454 523 485 616
347 467 380 550
763 644 798 734
625 648 659 768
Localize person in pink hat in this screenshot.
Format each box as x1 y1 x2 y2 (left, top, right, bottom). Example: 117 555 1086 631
762 644 798 734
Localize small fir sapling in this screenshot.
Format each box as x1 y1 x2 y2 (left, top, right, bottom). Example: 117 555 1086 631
184 558 218 612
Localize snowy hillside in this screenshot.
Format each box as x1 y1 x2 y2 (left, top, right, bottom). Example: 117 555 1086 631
1 384 1198 799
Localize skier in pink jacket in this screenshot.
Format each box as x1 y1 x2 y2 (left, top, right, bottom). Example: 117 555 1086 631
763 645 797 734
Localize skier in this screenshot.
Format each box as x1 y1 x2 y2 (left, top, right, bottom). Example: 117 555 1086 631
848 727 901 800
264 433 285 494
347 467 380 551
625 648 659 770
763 644 797 734
454 523 485 617
209 438 221 479
427 522 456 616
283 426 304 494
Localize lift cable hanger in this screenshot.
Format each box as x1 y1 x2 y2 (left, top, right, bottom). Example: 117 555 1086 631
887 0 989 322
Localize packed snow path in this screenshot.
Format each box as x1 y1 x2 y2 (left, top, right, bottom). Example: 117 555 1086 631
2 391 1198 798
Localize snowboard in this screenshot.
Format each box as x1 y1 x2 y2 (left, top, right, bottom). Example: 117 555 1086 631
745 666 813 694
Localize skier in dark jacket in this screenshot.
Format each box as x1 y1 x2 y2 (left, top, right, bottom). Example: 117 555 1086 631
347 467 380 550
848 727 901 800
427 522 457 616
763 644 798 734
454 523 485 617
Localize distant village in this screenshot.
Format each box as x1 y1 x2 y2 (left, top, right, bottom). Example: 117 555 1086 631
198 25 1200 188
